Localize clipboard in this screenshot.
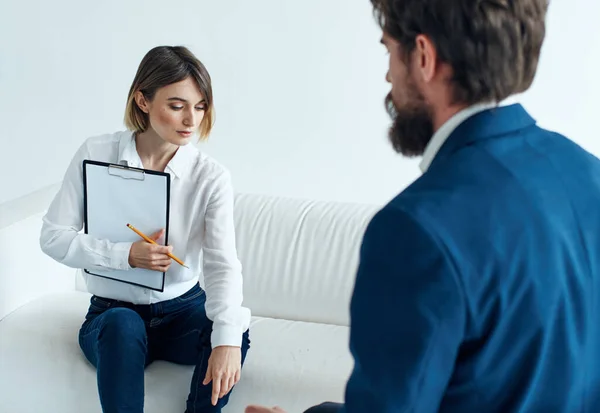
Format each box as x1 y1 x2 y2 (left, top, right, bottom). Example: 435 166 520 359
82 159 170 291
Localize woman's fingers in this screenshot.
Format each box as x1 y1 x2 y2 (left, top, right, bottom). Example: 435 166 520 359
220 375 233 398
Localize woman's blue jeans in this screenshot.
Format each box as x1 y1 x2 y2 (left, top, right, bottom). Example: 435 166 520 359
78 283 250 413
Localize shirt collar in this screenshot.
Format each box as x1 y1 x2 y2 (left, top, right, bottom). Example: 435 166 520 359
419 101 499 173
118 131 197 179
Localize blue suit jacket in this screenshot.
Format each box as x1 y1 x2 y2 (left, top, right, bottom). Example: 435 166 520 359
341 104 600 412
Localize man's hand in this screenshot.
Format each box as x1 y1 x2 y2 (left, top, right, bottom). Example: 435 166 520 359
245 406 287 413
203 345 242 406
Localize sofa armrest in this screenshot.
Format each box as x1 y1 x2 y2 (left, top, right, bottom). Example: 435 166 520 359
0 185 76 321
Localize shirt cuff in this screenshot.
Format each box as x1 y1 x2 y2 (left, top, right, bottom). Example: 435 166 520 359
211 323 245 349
110 242 133 270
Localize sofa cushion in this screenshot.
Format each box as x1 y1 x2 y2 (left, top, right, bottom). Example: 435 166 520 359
0 291 352 413
0 211 76 321
233 193 378 326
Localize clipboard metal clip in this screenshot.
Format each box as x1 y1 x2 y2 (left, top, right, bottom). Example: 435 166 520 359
107 164 146 181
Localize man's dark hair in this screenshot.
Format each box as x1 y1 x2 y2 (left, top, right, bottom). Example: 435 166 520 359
371 0 549 105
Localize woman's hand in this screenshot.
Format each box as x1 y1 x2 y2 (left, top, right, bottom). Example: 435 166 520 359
127 228 173 272
245 406 287 413
203 345 242 405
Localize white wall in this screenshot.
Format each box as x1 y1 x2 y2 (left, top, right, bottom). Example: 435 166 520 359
1 0 599 207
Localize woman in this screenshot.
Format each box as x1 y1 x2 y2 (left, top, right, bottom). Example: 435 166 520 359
40 45 251 413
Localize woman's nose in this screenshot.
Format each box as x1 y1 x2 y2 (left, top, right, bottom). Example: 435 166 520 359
183 110 195 127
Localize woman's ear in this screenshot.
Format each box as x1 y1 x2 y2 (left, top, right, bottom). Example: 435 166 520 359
134 91 150 113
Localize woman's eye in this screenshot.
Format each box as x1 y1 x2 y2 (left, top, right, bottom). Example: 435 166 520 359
195 106 206 111
170 106 184 110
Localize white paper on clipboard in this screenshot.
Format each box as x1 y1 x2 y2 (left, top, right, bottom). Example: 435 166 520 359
82 160 170 291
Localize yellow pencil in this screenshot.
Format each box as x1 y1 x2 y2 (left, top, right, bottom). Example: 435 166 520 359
126 223 189 268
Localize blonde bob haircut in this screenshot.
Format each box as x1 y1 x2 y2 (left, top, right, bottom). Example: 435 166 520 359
124 46 214 140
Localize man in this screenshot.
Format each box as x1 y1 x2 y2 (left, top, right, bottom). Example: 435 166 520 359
248 0 600 411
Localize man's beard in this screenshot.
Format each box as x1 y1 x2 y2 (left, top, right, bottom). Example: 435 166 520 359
385 81 434 157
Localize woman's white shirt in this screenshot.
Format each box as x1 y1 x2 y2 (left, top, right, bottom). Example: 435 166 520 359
40 131 251 348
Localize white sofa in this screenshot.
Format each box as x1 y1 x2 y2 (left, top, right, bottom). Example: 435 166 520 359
0 185 378 413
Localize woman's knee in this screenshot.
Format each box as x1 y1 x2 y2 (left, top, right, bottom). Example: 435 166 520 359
99 307 146 343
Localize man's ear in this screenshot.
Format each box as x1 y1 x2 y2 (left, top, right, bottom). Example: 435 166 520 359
414 34 438 83
134 91 150 113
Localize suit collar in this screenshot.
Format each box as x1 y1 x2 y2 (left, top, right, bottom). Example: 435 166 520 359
419 102 498 172
427 103 536 171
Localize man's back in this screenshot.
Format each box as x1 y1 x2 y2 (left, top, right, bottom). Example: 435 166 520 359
343 105 600 412
245 1 587 412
